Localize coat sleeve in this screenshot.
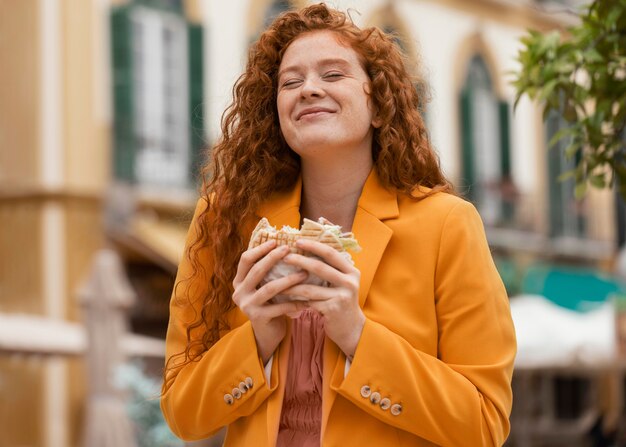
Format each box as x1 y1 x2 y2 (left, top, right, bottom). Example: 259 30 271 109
160 198 278 441
331 200 517 446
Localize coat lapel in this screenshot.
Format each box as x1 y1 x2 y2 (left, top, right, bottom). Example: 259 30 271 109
266 319 292 447
351 212 394 308
320 168 398 437
351 168 398 307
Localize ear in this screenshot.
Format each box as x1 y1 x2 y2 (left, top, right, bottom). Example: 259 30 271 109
372 113 382 129
364 82 382 129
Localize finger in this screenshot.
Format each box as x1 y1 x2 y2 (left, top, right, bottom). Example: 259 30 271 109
234 240 277 285
295 239 356 274
283 252 346 285
280 283 335 302
261 300 309 319
235 270 306 315
242 244 293 289
304 299 328 316
254 270 309 305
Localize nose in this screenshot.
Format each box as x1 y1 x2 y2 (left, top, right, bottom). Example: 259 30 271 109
300 76 325 99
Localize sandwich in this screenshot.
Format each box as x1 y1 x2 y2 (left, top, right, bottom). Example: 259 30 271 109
248 217 360 304
248 217 360 253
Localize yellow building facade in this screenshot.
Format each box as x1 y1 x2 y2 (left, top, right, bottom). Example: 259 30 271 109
0 1 203 445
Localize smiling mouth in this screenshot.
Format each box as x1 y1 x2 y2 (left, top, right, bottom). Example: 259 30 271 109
297 109 334 120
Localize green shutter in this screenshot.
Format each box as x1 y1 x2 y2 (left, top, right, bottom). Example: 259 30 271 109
547 112 564 237
499 101 511 177
460 88 475 201
499 100 513 221
546 111 587 238
111 6 134 183
187 23 205 184
573 150 586 236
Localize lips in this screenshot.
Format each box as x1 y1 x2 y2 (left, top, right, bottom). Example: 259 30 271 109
296 107 334 120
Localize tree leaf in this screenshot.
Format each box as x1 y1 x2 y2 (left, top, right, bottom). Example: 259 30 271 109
512 0 626 196
607 7 621 27
590 174 606 188
563 101 578 122
584 48 603 64
565 141 582 159
539 79 560 101
557 169 576 182
574 181 588 199
548 127 572 148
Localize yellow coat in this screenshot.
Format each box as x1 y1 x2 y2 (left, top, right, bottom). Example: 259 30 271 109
161 169 516 446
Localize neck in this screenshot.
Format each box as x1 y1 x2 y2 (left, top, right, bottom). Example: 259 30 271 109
300 156 372 232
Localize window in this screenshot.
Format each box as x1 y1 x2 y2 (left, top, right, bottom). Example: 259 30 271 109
546 110 586 238
110 2 204 189
459 55 513 226
131 8 189 187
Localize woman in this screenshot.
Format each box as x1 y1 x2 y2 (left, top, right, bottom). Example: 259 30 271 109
161 4 516 447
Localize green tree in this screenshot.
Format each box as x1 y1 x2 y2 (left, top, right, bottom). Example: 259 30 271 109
512 0 626 198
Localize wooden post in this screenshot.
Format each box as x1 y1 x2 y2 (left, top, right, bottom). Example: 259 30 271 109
78 249 137 447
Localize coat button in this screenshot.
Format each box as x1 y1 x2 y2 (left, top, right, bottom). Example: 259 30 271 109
360 385 371 398
238 382 248 393
380 397 391 410
390 403 403 416
224 394 234 405
370 391 381 404
245 377 254 389
232 388 242 399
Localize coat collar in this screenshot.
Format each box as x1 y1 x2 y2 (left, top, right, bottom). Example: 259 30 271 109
256 168 399 226
356 168 399 221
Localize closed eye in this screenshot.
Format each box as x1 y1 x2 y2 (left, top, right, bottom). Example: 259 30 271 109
323 72 344 80
282 79 303 88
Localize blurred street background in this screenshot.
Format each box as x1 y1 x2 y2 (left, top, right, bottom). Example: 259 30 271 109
1 0 626 446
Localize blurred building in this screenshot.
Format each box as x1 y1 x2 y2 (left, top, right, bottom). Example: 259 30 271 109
0 0 620 446
0 1 203 446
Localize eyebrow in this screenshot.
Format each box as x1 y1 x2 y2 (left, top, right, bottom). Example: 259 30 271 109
277 58 352 79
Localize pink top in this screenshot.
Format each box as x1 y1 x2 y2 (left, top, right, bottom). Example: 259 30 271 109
276 309 325 447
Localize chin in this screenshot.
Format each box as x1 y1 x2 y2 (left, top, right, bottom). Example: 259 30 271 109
288 141 337 159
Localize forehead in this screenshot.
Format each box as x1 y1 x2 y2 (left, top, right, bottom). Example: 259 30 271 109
279 30 363 70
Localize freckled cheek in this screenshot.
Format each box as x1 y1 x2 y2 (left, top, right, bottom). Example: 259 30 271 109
277 113 298 147
276 104 292 133
278 116 293 142
278 92 297 113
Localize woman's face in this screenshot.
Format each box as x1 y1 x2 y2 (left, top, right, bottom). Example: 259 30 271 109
276 30 379 162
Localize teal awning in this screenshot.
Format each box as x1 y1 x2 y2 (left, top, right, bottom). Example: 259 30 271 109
521 263 625 312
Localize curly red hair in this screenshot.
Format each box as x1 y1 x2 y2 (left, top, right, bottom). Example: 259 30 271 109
163 3 453 391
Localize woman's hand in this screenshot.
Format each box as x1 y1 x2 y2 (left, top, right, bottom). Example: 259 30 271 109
232 240 308 364
281 239 365 358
